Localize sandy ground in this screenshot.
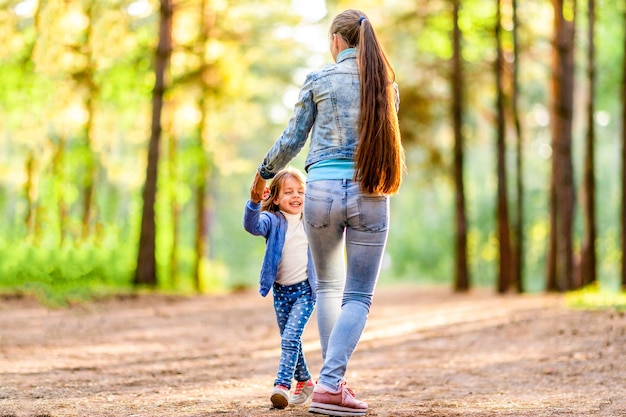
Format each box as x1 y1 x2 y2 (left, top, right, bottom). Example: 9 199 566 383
0 285 625 417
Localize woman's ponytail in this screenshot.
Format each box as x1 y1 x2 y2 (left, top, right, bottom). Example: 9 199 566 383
355 16 404 195
331 10 405 195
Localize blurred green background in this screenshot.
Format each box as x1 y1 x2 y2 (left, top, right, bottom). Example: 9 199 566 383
0 0 624 304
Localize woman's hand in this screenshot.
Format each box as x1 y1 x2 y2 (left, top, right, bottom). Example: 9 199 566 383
250 172 267 204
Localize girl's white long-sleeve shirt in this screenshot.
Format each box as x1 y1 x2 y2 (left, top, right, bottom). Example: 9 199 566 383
275 211 308 286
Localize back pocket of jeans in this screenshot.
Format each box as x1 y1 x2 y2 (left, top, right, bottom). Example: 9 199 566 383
357 196 388 232
305 195 332 228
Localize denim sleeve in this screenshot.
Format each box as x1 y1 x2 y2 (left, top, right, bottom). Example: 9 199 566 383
258 74 317 180
243 200 271 237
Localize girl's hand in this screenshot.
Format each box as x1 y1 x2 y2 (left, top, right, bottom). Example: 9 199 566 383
250 172 267 203
262 187 271 201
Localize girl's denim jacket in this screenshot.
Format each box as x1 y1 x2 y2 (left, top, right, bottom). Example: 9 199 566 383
258 49 399 180
243 199 316 298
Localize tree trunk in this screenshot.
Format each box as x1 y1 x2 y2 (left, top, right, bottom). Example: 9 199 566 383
495 0 512 294
53 134 67 245
135 0 172 287
547 0 576 292
511 0 525 293
621 4 626 289
194 163 208 292
193 0 213 293
24 151 36 236
81 93 96 240
579 0 597 287
547 182 558 291
169 129 179 288
452 0 469 292
80 2 97 240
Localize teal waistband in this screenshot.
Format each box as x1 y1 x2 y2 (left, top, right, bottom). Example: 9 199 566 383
307 159 354 182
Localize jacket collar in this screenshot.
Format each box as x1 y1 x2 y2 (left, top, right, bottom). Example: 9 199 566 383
337 48 357 63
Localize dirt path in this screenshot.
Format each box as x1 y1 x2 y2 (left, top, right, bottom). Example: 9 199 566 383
0 286 624 417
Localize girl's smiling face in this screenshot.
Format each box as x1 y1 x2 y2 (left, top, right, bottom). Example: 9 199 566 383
273 176 305 215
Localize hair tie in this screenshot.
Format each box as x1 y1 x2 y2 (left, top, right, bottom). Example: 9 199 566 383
359 16 366 25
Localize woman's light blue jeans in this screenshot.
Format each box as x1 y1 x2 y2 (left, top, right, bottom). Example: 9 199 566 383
304 179 389 391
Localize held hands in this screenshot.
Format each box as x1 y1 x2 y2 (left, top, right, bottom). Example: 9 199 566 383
250 172 269 204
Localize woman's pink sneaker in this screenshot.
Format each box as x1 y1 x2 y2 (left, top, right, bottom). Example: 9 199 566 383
308 381 367 416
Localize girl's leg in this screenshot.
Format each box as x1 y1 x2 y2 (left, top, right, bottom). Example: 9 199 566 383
274 282 315 388
273 286 290 388
305 180 348 359
291 290 316 382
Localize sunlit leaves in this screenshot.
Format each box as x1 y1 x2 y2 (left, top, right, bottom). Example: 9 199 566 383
0 0 624 294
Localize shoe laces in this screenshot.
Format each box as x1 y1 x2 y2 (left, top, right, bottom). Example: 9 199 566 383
293 380 309 395
339 381 357 398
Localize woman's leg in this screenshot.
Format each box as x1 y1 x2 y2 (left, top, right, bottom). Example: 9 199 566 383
304 180 348 359
318 184 389 390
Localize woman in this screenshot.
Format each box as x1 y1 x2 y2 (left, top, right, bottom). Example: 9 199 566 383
250 9 404 416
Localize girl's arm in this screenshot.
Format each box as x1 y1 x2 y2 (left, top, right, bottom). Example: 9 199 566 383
243 199 271 237
244 172 272 236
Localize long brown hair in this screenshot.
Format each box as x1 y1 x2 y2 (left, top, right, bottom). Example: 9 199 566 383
330 10 405 195
261 167 306 213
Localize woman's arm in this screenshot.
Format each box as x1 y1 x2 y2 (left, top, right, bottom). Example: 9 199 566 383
250 172 267 204
257 74 317 180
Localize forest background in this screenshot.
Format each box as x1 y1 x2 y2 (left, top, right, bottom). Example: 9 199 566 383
0 0 625 305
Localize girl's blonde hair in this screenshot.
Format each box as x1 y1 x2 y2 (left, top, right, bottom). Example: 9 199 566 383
261 167 306 213
330 9 405 195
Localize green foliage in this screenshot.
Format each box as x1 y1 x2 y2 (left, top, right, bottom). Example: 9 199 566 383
566 283 626 311
0 233 135 307
0 0 624 304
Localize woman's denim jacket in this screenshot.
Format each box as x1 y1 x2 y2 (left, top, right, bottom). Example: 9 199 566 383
258 49 399 180
242 199 316 298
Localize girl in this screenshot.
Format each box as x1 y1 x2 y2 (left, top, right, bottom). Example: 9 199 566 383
243 167 317 409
